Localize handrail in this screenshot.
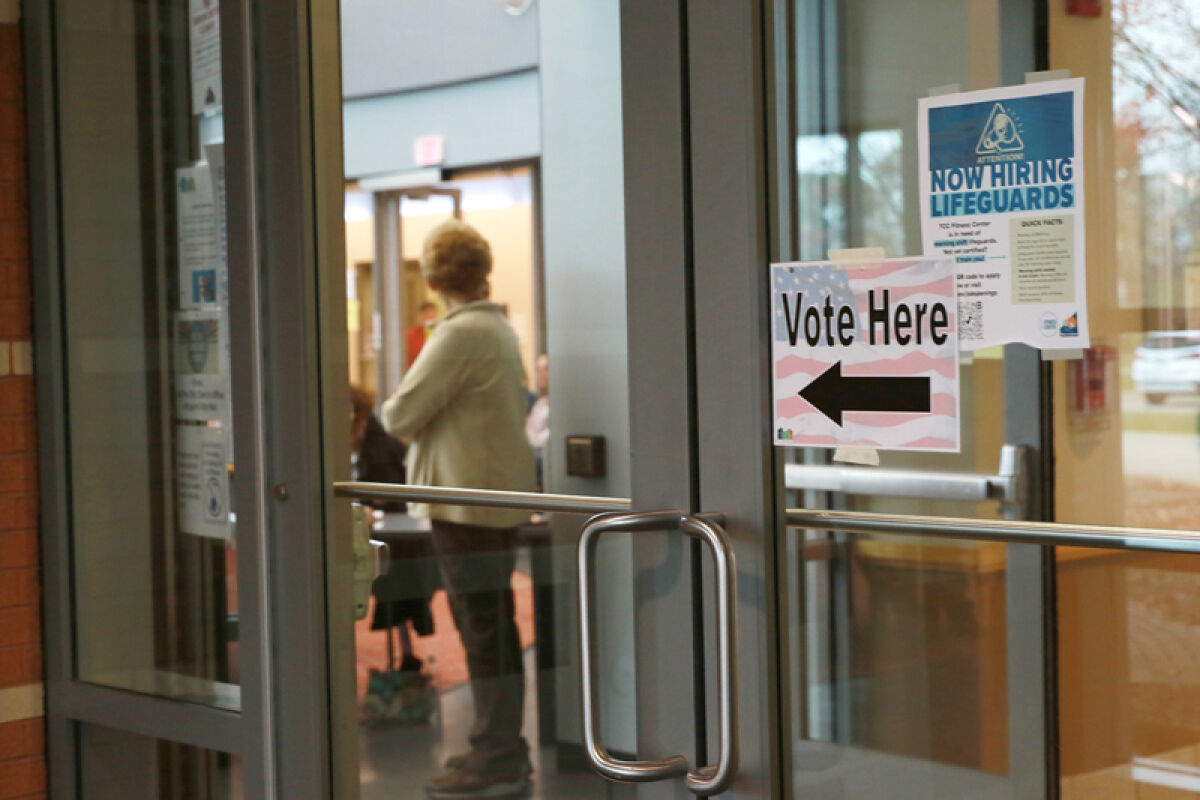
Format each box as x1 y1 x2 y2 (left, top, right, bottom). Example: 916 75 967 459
786 508 1200 555
332 481 632 515
332 482 1200 554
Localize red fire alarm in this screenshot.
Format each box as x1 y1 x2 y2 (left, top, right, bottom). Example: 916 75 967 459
1067 0 1102 17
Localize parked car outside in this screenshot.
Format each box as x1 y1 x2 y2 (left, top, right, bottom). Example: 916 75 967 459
1131 331 1200 404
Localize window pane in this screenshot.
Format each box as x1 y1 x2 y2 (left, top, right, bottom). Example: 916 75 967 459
57 0 240 707
786 1 1014 792
80 723 242 800
337 2 636 798
1052 0 1200 795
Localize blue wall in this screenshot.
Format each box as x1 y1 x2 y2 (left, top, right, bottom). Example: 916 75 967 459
341 0 541 179
341 0 538 99
343 70 540 178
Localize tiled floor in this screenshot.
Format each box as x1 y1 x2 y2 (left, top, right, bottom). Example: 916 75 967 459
354 539 624 799
354 573 536 695
358 648 626 800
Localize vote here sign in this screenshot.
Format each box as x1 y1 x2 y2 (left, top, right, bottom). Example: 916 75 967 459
771 258 961 452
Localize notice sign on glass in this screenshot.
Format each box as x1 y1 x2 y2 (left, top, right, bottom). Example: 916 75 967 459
175 423 231 541
176 164 219 311
918 78 1087 351
189 0 222 114
772 258 960 453
173 309 228 424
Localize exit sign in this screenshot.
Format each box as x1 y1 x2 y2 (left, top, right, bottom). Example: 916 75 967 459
413 134 445 167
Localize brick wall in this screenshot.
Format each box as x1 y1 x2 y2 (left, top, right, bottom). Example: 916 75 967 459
0 11 47 800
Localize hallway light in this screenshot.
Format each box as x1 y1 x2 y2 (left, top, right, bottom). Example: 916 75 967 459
501 0 533 16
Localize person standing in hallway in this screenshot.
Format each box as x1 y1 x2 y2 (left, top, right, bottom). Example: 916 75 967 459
381 219 537 799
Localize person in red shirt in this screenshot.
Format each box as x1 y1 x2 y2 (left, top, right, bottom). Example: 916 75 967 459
406 300 440 368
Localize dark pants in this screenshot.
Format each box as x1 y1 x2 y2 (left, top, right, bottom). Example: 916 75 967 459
430 520 529 772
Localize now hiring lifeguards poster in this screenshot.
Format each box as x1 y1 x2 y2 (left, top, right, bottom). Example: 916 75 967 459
772 258 960 453
918 78 1088 351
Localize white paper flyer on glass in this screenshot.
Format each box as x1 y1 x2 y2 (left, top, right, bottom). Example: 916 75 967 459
771 257 960 453
176 164 219 311
175 423 231 541
918 78 1087 351
173 309 229 424
203 143 229 309
189 0 222 114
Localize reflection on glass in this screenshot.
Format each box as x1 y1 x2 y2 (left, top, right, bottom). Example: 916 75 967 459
59 0 239 705
80 723 241 800
797 133 850 256
797 131 906 260
1056 0 1200 796
788 522 1008 772
787 0 1013 793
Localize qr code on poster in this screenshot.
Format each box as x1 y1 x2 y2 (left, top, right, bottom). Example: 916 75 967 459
959 301 983 341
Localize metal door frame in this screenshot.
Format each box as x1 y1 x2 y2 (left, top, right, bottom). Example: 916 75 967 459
26 0 275 792
619 1 715 798
685 3 782 797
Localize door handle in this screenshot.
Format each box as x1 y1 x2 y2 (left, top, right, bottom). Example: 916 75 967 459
679 513 739 796
578 510 738 796
784 443 1031 518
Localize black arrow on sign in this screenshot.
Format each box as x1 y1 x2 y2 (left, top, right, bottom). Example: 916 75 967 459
799 361 931 426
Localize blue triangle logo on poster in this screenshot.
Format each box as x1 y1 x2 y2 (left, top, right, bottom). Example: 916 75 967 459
975 103 1024 156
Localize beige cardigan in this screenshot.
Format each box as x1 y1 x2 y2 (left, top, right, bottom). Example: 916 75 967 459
381 301 536 528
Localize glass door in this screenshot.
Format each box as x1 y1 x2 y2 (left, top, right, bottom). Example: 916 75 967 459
622 1 1057 796
30 0 355 794
322 2 1046 799
324 2 710 799
685 1 1200 799
321 1 1200 800
766 0 1051 796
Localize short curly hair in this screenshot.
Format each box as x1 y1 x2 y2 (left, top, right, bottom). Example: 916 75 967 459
420 219 492 297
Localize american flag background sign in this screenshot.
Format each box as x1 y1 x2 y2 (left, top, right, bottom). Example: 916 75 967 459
772 257 960 452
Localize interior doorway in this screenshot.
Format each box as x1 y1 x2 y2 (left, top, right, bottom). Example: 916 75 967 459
345 165 542 405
